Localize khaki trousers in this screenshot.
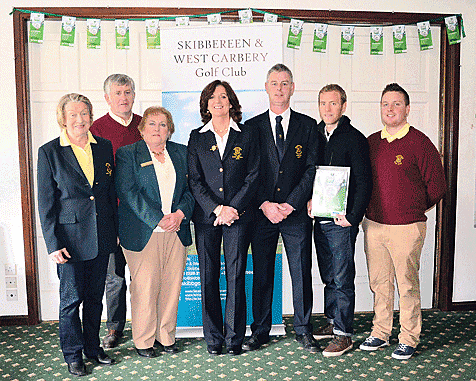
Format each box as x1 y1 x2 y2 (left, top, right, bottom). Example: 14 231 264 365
362 218 426 347
123 232 186 349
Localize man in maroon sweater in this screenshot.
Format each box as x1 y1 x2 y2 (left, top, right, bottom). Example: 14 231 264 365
90 74 142 348
360 83 445 360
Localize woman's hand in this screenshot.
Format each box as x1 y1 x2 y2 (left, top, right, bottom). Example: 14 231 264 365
159 210 185 232
49 248 71 264
213 206 239 226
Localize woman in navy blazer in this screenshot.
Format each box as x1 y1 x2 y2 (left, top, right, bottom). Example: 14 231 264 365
115 106 194 358
187 80 260 356
37 93 117 377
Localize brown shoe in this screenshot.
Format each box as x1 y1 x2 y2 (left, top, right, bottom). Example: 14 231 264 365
322 335 352 357
102 330 123 349
313 323 334 339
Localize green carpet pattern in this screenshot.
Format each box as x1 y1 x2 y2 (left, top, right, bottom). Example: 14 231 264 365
1 310 475 380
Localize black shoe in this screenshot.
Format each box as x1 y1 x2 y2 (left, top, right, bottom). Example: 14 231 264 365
207 344 222 355
136 347 157 358
86 352 115 365
67 361 87 377
163 343 179 354
227 346 242 356
296 333 319 353
102 330 123 349
243 334 269 351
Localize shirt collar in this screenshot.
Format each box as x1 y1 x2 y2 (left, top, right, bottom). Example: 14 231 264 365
109 111 133 127
381 123 411 143
269 107 291 122
199 118 241 133
60 129 97 147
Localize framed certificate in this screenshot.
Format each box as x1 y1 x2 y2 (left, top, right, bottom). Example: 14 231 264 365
311 166 350 218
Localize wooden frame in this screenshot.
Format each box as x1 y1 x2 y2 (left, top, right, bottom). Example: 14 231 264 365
3 7 471 326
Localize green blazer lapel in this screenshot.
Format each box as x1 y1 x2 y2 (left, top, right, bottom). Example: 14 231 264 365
135 139 161 203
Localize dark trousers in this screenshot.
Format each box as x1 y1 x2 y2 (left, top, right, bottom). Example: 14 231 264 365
250 218 313 338
195 222 249 348
57 253 109 364
314 222 359 336
105 245 127 332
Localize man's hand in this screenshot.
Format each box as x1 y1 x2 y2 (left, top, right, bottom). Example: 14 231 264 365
261 201 287 224
159 210 185 232
49 248 71 264
307 199 313 217
279 203 294 217
334 214 351 227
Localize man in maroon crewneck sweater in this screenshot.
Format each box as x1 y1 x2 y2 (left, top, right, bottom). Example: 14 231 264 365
90 74 142 349
359 83 445 360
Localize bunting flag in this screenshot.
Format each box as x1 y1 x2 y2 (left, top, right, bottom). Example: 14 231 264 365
19 8 464 54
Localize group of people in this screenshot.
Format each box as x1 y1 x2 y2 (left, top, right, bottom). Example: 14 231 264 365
37 63 446 377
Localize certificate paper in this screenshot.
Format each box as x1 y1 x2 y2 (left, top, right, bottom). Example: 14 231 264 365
311 166 350 218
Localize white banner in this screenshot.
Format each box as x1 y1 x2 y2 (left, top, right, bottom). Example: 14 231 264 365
161 23 283 145
161 23 282 92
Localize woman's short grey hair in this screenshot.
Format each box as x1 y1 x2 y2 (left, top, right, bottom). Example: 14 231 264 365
56 93 93 129
103 74 135 94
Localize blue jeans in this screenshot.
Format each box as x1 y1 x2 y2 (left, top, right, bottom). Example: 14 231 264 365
313 222 358 336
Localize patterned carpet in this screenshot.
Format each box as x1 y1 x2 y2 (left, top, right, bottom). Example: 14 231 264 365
1 310 475 380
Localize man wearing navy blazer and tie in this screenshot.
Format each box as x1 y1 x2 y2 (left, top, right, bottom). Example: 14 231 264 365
243 64 322 353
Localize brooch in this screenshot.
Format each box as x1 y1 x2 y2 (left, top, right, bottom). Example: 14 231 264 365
211 145 217 151
232 147 243 160
105 163 113 176
295 145 303 158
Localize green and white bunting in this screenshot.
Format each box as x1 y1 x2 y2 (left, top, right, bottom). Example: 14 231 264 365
445 16 462 45
370 27 383 55
263 13 278 23
417 21 433 51
393 25 407 54
287 19 304 50
175 17 190 27
115 19 130 49
207 13 221 25
87 19 101 49
238 9 253 24
29 13 44 44
146 19 160 49
313 23 328 53
341 26 355 55
60 16 76 47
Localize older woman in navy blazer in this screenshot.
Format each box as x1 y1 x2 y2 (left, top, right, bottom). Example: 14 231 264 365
37 93 117 377
188 80 260 356
115 106 194 358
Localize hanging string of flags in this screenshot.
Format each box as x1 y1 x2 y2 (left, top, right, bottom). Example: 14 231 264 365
13 8 465 54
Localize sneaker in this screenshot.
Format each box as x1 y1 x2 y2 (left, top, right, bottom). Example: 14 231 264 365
295 333 319 353
313 323 334 339
391 343 416 360
322 335 353 357
359 336 390 351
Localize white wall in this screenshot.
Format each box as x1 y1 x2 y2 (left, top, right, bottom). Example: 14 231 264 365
1 0 474 316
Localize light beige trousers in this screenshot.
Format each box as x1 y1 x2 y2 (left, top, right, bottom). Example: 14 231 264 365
123 232 186 349
363 218 426 347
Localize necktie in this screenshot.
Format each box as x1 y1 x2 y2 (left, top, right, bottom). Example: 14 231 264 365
275 115 284 161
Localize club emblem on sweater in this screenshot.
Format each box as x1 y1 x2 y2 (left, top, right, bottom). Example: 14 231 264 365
394 155 404 165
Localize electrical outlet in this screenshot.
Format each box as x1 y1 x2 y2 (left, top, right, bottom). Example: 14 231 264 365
6 289 18 301
5 277 17 289
4 264 17 276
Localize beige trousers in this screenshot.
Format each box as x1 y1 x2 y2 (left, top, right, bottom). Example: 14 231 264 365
123 232 186 349
362 218 426 347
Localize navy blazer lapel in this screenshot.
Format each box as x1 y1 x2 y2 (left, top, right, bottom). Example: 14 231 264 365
135 140 161 202
262 112 280 165
222 128 239 161
59 145 89 183
284 110 299 153
202 130 221 162
91 142 113 184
